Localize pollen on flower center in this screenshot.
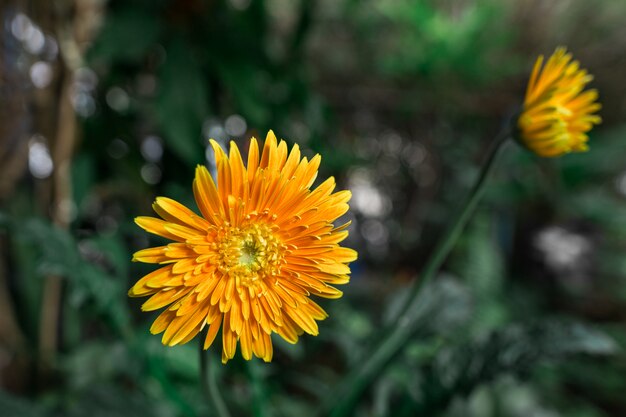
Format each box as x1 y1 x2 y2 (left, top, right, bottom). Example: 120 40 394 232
215 222 286 288
239 240 258 266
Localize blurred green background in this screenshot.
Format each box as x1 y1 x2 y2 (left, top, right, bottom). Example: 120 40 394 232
1 0 626 416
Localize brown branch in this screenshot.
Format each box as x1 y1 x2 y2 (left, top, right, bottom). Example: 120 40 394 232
37 32 77 389
37 0 103 386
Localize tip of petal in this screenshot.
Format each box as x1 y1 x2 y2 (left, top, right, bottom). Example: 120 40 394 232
195 164 209 174
209 139 226 156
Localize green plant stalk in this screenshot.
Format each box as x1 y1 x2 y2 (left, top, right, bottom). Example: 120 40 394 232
320 131 512 417
199 340 231 417
246 361 267 417
393 130 512 323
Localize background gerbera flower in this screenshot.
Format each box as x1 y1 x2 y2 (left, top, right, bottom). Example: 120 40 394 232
129 131 356 363
517 47 602 157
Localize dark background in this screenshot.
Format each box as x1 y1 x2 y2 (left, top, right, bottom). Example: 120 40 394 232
1 0 626 416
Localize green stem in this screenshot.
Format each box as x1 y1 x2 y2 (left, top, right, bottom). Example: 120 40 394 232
199 341 231 417
318 131 512 417
395 130 511 321
246 361 267 417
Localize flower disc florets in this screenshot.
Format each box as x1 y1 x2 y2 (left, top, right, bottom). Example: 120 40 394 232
213 221 286 287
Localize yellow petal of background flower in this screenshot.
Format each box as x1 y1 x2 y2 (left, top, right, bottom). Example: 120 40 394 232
517 47 601 157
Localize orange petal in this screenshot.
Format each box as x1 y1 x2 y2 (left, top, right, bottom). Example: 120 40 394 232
153 197 210 231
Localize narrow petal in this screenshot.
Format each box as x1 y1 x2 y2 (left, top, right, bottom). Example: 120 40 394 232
153 197 210 231
193 165 223 224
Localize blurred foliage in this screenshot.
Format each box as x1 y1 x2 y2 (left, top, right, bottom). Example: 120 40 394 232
361 0 518 83
1 0 626 416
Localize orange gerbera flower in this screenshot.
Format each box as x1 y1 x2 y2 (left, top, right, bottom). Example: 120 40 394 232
129 131 356 363
517 47 601 157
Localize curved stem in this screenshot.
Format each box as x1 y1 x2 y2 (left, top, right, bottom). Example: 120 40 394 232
319 131 512 417
199 341 231 417
394 130 511 321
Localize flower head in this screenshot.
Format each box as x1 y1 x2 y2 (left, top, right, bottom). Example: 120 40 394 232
129 131 356 363
517 47 601 157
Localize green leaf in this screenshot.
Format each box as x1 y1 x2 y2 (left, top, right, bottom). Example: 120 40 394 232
61 341 138 390
153 38 208 165
409 320 618 413
87 8 161 64
452 214 508 332
71 153 96 214
62 383 174 417
215 61 270 126
14 218 130 334
0 211 8 227
384 276 474 336
162 343 198 381
85 234 130 279
0 391 48 417
365 279 473 416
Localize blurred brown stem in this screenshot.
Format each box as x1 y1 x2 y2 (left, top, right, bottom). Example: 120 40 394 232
37 61 76 383
37 0 102 384
0 238 29 390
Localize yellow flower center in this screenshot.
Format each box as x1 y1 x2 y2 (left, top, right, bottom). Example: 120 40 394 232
215 222 286 288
